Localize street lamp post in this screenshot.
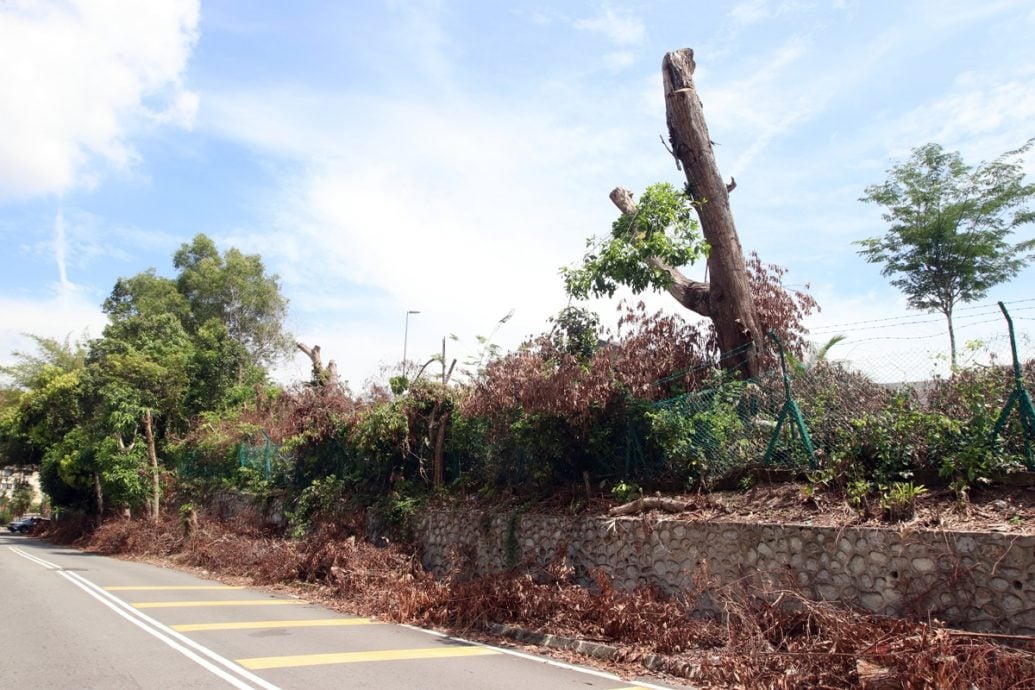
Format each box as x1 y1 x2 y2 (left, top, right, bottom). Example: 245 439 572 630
403 310 420 377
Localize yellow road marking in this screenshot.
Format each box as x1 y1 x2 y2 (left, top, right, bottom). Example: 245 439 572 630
104 585 245 591
238 646 499 670
133 599 306 609
172 618 376 632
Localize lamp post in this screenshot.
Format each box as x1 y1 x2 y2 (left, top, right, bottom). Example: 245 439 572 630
403 310 420 377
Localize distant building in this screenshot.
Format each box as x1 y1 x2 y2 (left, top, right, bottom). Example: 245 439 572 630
0 465 43 512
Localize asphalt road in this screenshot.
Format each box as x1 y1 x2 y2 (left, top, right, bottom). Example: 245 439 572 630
0 532 692 689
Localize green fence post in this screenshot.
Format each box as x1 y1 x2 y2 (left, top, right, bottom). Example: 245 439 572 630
991 302 1035 467
763 331 816 468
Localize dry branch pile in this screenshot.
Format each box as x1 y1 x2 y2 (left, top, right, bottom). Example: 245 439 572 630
66 516 1035 689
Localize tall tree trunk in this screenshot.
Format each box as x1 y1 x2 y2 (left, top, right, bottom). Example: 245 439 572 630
945 307 958 370
143 408 160 521
663 49 763 379
93 471 104 527
430 359 457 487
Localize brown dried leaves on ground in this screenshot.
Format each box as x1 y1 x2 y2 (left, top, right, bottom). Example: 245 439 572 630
65 514 1035 689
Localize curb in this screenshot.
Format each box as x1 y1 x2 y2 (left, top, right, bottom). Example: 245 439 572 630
485 622 703 682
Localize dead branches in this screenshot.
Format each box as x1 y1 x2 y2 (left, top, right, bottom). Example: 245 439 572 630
608 496 691 516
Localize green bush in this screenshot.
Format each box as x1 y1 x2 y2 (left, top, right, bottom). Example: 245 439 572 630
646 376 760 485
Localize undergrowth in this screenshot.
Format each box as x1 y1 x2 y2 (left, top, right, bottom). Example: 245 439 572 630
53 514 1035 690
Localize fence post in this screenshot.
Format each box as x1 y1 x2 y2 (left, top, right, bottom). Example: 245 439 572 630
763 332 816 468
991 302 1035 467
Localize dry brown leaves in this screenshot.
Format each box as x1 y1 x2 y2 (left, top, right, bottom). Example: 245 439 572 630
60 513 1035 689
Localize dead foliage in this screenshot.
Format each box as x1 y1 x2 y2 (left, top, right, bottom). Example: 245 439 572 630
700 588 1035 689
61 512 1035 689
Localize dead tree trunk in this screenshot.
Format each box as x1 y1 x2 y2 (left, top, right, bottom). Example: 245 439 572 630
297 342 339 388
662 48 762 379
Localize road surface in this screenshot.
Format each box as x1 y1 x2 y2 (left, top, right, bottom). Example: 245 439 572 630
1 532 692 689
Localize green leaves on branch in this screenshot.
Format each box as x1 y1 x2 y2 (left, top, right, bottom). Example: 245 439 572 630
562 182 707 300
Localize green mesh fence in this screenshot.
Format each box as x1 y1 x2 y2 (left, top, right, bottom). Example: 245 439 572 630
624 317 1035 487
238 430 291 482
177 449 236 480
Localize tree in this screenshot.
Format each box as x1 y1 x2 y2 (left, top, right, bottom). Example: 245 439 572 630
858 141 1035 367
84 312 194 519
6 237 290 518
9 482 34 516
173 234 292 375
563 183 708 305
0 337 86 468
564 49 765 378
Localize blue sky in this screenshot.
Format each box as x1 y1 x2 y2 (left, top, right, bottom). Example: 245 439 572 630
1 0 1033 387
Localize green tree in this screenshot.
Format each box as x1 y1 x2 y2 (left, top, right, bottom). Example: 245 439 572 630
9 482 34 516
4 236 290 518
173 234 292 375
563 182 708 305
858 141 1035 367
549 306 602 362
0 334 87 390
84 312 194 519
103 269 190 325
0 337 86 468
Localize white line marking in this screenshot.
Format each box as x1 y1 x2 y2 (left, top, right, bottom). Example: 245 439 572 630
8 546 280 690
58 570 263 689
9 546 60 569
10 546 684 690
397 624 684 690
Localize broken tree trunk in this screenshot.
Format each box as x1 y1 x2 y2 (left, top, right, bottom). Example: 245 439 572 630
663 48 763 379
610 187 712 317
608 496 691 516
297 342 339 388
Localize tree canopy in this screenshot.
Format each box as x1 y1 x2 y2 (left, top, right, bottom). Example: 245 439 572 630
173 234 292 373
0 235 292 516
858 141 1035 367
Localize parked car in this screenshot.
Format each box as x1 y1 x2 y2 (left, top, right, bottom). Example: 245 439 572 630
7 516 47 533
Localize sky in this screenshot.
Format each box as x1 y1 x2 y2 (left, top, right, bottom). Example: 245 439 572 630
1 0 1033 388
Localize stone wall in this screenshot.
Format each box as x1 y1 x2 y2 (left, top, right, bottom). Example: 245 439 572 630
416 510 1035 635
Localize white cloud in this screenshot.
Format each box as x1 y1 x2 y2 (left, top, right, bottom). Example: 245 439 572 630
729 0 816 28
574 6 646 46
203 86 642 385
703 36 818 175
0 287 106 381
603 50 636 71
884 68 1035 166
0 0 199 201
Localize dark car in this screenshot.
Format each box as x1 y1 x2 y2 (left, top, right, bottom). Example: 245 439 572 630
7 516 47 533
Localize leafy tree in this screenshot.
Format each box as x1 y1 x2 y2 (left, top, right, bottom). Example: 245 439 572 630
0 334 87 390
563 182 708 303
0 337 86 468
103 269 190 324
84 312 194 519
173 234 292 374
549 306 602 362
858 141 1035 367
9 482 34 516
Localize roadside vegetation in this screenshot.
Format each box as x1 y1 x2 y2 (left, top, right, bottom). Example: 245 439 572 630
2 130 1035 687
